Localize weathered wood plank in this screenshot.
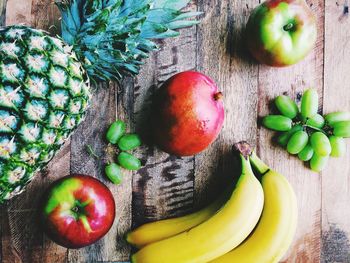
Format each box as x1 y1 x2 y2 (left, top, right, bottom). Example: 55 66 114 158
5 0 31 25
2 1 69 262
257 0 324 262
3 0 350 262
131 2 198 229
68 80 133 262
0 0 6 26
194 0 259 209
322 1 350 262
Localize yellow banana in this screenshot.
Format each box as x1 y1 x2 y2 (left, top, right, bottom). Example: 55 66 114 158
131 143 264 263
212 152 298 263
126 191 228 248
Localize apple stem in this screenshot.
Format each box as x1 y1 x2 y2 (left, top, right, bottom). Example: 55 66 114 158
214 92 223 101
283 22 294 32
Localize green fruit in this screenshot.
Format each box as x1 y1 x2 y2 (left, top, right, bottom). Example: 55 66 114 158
329 136 346 157
306 114 325 129
262 115 292 131
310 132 331 156
118 152 141 171
275 95 298 119
333 121 350 137
245 0 317 66
301 89 318 119
118 134 142 151
325 112 350 126
105 163 123 185
298 144 314 161
310 154 329 172
106 120 126 144
287 131 309 154
277 125 303 147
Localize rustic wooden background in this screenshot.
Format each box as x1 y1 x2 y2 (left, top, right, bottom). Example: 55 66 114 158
0 0 349 262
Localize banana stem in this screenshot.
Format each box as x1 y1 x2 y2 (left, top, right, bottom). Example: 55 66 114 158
249 152 270 175
233 141 252 159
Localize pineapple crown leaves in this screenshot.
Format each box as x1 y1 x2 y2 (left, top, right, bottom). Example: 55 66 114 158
55 0 201 83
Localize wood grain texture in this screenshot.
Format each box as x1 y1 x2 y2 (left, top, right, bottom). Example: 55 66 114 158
257 1 324 262
322 1 350 262
2 0 350 262
68 83 124 262
194 0 259 208
132 1 198 229
0 0 6 26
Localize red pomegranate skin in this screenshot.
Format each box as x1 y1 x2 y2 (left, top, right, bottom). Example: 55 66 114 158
153 71 224 156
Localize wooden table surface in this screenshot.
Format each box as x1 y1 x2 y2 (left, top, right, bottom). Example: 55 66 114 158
1 0 350 262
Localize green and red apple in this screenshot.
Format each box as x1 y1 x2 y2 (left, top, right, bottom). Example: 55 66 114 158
41 175 115 248
246 0 317 66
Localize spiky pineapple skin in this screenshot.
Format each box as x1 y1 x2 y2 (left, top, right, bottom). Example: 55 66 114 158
0 25 91 202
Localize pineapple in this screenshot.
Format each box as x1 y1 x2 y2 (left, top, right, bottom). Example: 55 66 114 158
0 0 200 202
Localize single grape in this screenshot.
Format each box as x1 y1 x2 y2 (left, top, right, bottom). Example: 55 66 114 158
310 132 331 156
310 154 329 172
277 125 303 147
262 115 292 131
306 114 325 129
301 89 318 119
275 95 299 119
310 132 332 156
333 121 350 137
329 136 346 157
106 120 126 144
325 112 350 126
118 134 142 151
105 163 123 185
287 130 309 154
118 152 141 170
298 144 314 161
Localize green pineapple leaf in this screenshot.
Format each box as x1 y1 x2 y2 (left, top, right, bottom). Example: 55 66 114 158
56 0 201 83
152 0 190 10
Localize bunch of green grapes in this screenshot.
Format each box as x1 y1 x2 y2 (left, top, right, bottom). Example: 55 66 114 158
105 120 142 184
263 89 350 172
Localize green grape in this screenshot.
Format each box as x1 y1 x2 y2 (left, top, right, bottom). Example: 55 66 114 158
310 154 329 172
118 152 141 170
298 144 314 161
277 125 303 147
106 120 126 144
310 132 331 156
275 95 299 119
301 89 318 119
329 136 346 157
287 130 309 154
306 114 325 129
118 134 142 151
262 115 292 131
105 163 123 185
325 112 350 126
333 121 350 137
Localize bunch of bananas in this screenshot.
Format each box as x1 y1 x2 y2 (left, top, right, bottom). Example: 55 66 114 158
126 142 298 263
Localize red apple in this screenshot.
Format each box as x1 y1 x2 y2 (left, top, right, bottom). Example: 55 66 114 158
153 71 224 156
41 174 115 248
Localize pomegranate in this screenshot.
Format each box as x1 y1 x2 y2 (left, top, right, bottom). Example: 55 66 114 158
153 71 224 156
